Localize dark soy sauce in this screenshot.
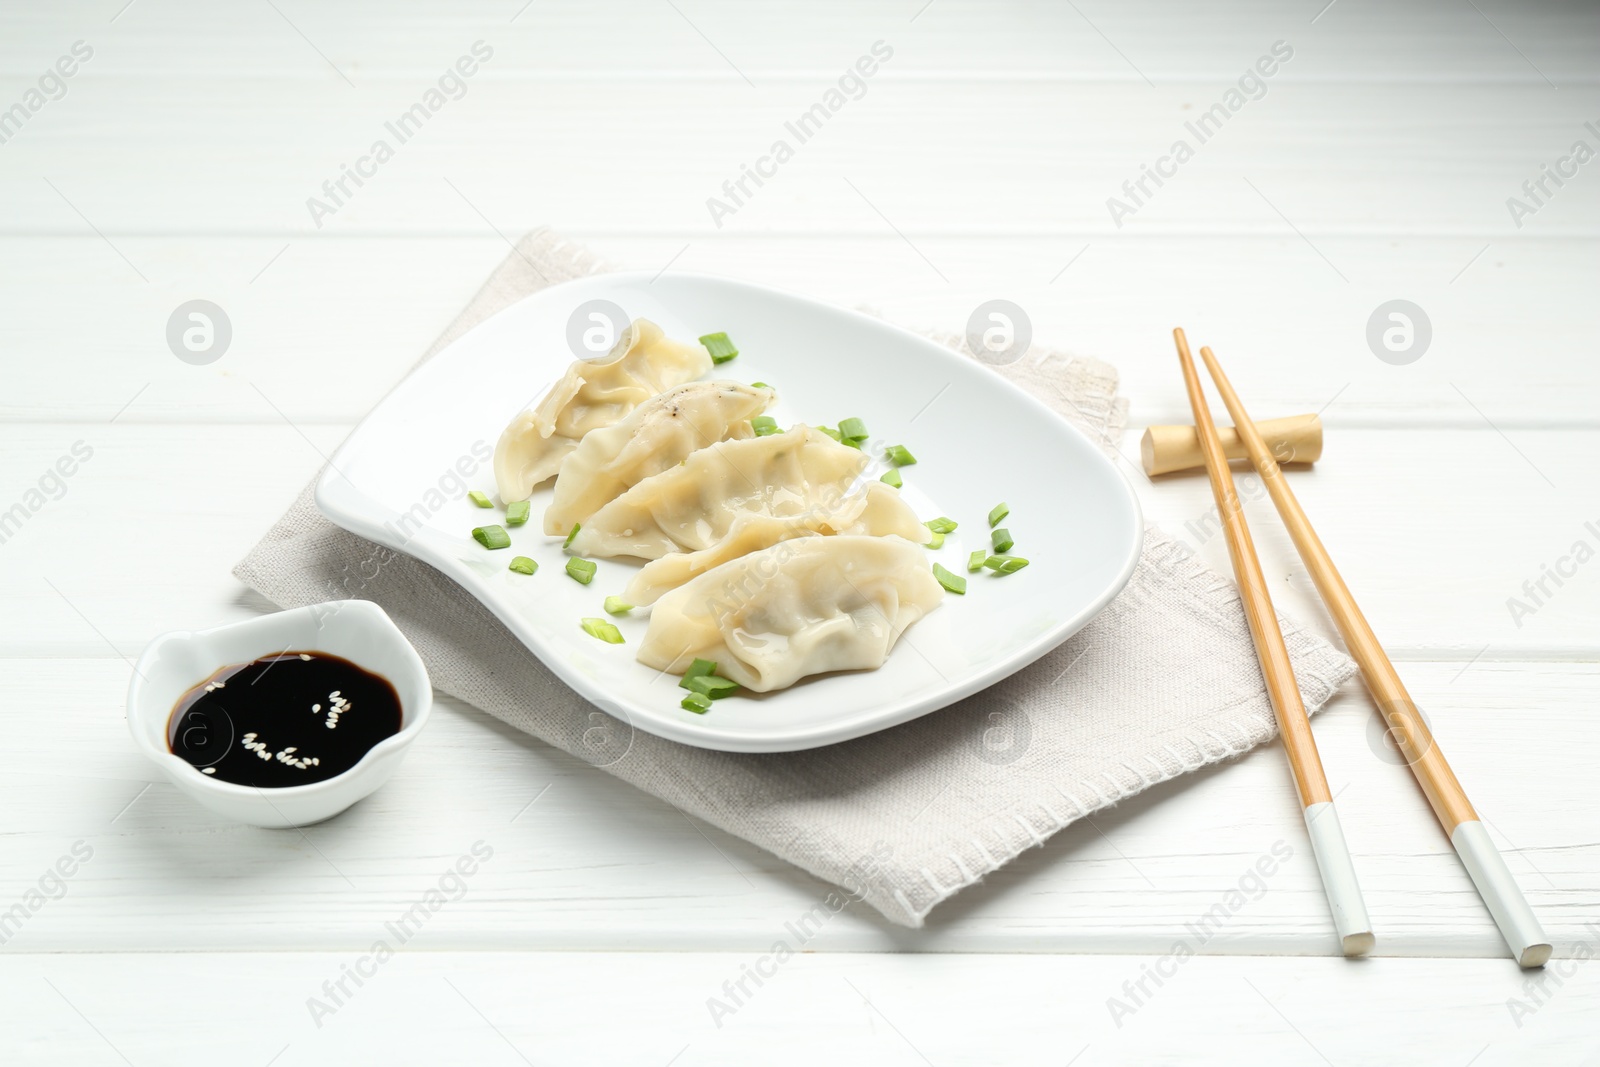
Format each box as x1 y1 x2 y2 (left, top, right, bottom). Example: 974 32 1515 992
168 651 402 787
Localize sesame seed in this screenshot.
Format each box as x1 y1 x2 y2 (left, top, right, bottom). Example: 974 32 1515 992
202 767 216 774
299 653 312 661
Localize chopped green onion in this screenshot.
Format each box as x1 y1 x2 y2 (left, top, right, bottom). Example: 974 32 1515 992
925 530 946 550
679 659 718 689
681 692 713 714
885 444 917 467
816 425 842 442
751 415 780 436
991 528 1014 553
699 332 739 364
925 516 958 534
580 617 624 644
603 595 633 615
468 490 493 508
988 502 1010 528
684 674 740 699
508 555 537 575
751 381 770 389
880 468 902 488
838 417 868 443
566 557 597 584
968 549 988 573
983 555 1030 575
932 562 967 595
472 525 510 550
505 500 530 527
677 659 739 700
564 522 581 549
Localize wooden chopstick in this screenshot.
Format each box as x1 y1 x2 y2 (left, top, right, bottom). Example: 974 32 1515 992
1173 328 1375 957
1196 342 1553 969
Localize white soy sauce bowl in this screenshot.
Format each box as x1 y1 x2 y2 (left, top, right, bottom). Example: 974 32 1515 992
127 600 432 828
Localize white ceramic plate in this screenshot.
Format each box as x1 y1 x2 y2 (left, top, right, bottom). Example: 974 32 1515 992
316 272 1141 753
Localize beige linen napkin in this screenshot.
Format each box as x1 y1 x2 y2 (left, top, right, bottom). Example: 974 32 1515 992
234 230 1356 927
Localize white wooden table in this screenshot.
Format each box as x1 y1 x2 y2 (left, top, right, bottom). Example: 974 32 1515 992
2 2 1597 1062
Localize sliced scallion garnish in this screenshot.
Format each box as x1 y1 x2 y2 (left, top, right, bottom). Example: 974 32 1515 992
751 415 780 436
699 332 739 364
885 444 917 467
925 516 958 534
817 425 842 442
684 674 740 700
991 528 1014 553
580 617 624 643
566 557 597 585
983 555 1029 575
505 500 530 527
472 525 511 550
564 522 581 549
967 549 988 573
880 468 902 488
679 659 718 689
508 555 537 575
603 595 633 615
468 490 493 508
838 417 868 443
925 530 945 550
932 562 967 595
681 692 713 714
751 381 770 389
988 502 1010 527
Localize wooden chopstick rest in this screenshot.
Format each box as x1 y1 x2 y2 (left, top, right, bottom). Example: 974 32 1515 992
1141 413 1322 476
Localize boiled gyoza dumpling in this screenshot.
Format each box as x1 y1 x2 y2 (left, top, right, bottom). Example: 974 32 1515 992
636 535 945 692
849 481 937 543
543 380 775 535
623 482 930 606
566 425 868 560
493 319 713 501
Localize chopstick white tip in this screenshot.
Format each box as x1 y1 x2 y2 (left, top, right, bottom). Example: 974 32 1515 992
1450 819 1552 969
1341 930 1376 957
1520 942 1554 969
1304 801 1374 955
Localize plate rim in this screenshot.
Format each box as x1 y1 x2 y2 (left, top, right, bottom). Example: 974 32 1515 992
315 270 1143 752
